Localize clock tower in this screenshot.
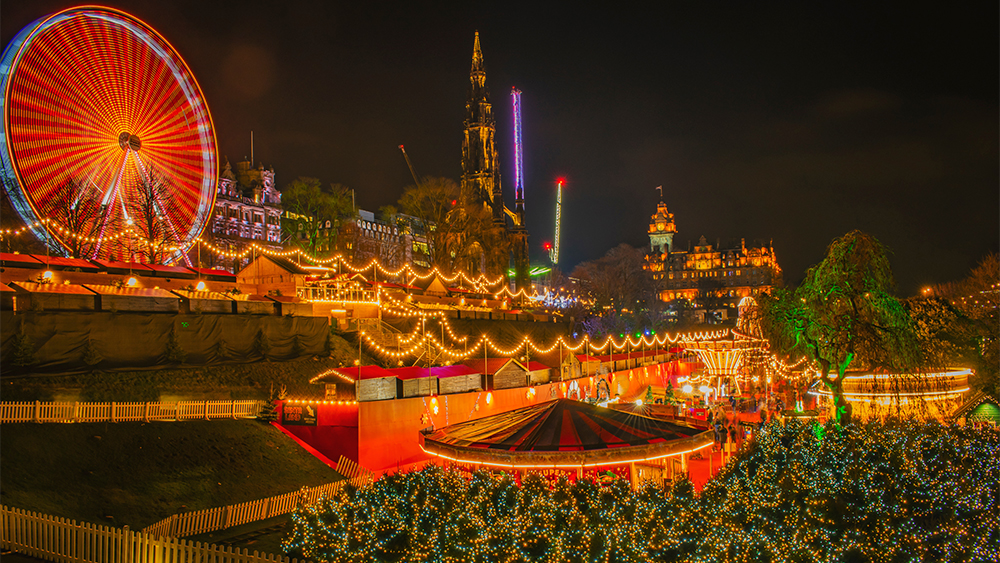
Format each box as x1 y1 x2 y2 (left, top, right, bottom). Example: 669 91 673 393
648 199 676 256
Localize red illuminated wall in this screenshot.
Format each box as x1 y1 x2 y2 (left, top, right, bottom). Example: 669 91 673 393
275 401 359 465
273 361 699 474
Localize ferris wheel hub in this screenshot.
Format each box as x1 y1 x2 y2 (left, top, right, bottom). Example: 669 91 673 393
117 132 141 152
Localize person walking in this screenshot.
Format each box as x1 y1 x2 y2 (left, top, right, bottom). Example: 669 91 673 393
719 423 728 460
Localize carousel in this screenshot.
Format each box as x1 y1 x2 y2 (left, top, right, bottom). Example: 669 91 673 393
419 398 713 486
809 368 973 421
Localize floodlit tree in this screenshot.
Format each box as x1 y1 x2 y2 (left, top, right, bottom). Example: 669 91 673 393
281 178 355 256
757 230 919 424
398 176 459 268
572 244 653 313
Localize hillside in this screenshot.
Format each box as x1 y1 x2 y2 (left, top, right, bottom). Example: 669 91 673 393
3 332 372 403
0 419 340 529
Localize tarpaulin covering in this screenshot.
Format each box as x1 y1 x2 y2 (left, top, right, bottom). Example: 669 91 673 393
0 311 330 374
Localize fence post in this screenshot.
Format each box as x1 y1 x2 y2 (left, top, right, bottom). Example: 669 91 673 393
144 402 150 423
232 401 237 419
33 400 40 423
73 401 80 423
111 402 117 423
204 401 209 421
176 402 180 421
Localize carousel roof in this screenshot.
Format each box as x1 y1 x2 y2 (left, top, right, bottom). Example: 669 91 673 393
420 398 712 468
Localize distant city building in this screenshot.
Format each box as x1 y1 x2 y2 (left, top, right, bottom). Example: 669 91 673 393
283 208 432 270
205 158 282 271
644 197 781 309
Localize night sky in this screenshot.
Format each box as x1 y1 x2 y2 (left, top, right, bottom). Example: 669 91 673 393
3 1 997 295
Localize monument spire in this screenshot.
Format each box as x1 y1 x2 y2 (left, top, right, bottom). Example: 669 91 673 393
461 32 503 224
471 31 484 74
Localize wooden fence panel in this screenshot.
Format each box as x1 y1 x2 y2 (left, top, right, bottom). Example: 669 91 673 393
0 401 263 424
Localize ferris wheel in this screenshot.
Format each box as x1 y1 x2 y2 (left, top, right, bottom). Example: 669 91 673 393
0 6 217 263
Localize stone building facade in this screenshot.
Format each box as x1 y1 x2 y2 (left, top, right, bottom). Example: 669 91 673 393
205 158 282 271
283 208 431 270
644 198 781 308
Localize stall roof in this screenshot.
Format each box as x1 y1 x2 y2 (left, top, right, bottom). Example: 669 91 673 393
0 253 44 268
386 366 430 380
524 361 552 372
11 281 96 295
229 293 272 302
420 399 712 467
81 284 176 297
88 259 155 274
575 354 602 363
144 264 197 278
0 283 14 292
266 294 305 303
170 289 233 301
336 365 397 380
27 255 100 272
189 267 237 280
433 364 482 379
463 358 526 376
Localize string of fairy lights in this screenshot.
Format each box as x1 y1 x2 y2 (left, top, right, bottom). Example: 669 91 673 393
281 421 1000 563
4 221 592 305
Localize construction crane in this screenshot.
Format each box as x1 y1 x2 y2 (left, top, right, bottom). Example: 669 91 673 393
398 145 420 186
549 179 563 265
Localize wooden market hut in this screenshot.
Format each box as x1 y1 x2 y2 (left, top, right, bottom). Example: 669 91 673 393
576 354 602 377
388 366 438 398
88 259 156 277
420 398 713 484
435 364 486 395
83 284 179 313
0 252 45 270
524 361 553 385
228 293 274 314
351 365 404 401
464 358 529 390
0 283 14 310
266 294 312 316
9 281 97 311
170 289 234 314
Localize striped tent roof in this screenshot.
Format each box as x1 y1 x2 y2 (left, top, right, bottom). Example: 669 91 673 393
421 399 712 467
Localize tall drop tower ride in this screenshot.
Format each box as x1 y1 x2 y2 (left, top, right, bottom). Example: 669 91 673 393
550 179 563 265
510 87 529 290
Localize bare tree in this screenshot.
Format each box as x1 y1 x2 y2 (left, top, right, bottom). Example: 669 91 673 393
127 169 183 264
47 177 110 258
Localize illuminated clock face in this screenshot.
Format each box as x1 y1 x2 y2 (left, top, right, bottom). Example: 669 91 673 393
657 222 665 231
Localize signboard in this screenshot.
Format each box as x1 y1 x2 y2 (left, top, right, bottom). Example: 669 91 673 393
325 384 338 400
282 403 317 426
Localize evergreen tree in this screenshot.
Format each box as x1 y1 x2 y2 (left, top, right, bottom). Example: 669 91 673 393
165 328 186 363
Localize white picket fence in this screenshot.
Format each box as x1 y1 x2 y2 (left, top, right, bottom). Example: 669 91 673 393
141 456 375 539
0 400 264 424
1 505 307 563
1 456 376 563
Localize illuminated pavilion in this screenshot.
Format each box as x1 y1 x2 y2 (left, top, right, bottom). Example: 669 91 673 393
419 398 713 486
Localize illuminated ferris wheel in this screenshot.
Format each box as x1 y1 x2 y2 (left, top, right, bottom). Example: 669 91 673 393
0 7 217 262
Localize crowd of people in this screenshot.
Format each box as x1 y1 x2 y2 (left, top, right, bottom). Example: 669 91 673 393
705 389 793 453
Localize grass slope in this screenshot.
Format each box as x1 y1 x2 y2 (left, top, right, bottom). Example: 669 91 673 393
0 419 340 529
